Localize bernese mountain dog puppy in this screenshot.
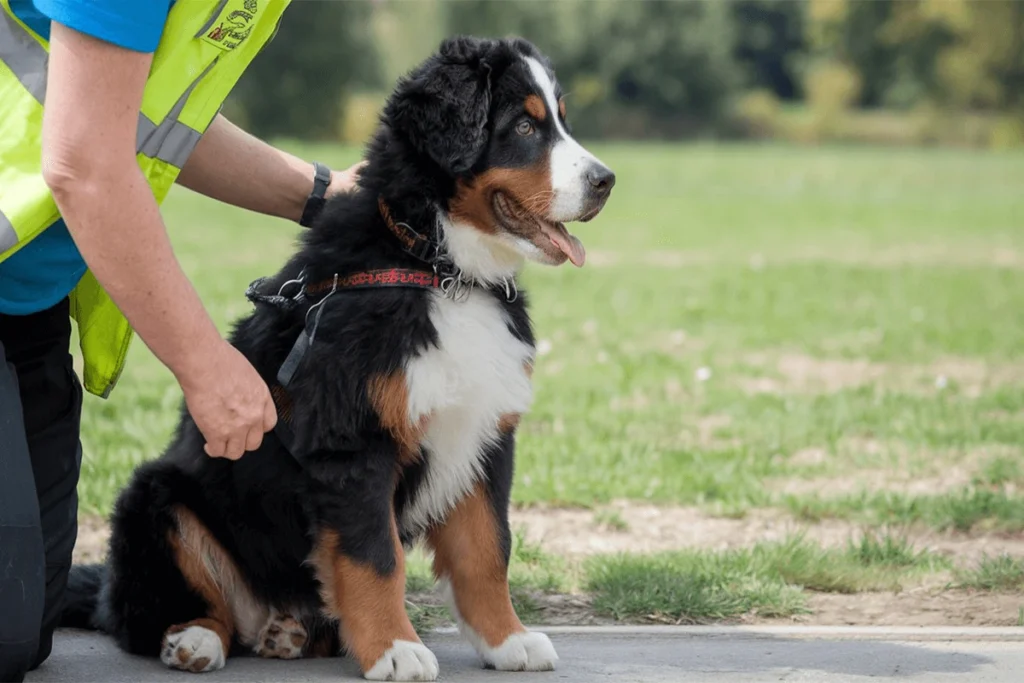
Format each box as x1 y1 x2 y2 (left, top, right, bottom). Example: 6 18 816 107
61 35 615 681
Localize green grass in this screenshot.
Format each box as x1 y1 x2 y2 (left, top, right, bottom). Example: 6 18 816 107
77 142 1024 535
584 546 809 623
584 533 950 623
785 488 1024 533
955 554 1024 592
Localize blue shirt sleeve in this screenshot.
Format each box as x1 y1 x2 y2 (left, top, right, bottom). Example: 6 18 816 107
32 0 172 53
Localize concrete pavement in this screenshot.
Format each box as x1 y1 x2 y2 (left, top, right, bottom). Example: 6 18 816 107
27 625 1024 682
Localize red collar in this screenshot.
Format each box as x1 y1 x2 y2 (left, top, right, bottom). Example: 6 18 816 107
378 197 442 264
303 267 439 295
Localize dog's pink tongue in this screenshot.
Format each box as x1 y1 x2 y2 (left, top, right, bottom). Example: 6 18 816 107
548 223 586 267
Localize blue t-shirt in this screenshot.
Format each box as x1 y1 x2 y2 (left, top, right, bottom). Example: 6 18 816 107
0 0 173 315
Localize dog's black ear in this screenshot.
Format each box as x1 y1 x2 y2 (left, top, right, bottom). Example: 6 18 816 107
385 36 495 175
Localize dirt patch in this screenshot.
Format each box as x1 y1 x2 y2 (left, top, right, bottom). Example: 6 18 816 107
778 589 1024 627
739 352 1024 397
73 515 111 565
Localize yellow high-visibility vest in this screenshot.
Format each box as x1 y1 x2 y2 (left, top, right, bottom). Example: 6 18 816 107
0 0 290 397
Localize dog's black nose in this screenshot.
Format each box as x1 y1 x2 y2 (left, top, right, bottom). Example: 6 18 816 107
586 164 616 194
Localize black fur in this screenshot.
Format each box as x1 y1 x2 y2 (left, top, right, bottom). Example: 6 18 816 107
60 35 603 670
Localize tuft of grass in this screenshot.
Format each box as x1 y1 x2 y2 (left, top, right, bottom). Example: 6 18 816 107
955 554 1024 591
584 549 808 623
845 530 945 570
508 529 572 595
406 601 450 634
593 510 630 532
974 456 1024 488
754 534 944 594
585 533 950 622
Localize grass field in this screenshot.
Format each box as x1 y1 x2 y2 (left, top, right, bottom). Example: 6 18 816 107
74 142 1024 626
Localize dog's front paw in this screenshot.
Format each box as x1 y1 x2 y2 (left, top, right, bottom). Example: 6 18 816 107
479 631 558 671
364 640 439 681
160 624 227 673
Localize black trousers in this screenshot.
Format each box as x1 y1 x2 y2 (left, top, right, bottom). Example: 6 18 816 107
0 299 82 683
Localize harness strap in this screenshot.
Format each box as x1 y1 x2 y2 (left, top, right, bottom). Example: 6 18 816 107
245 263 441 464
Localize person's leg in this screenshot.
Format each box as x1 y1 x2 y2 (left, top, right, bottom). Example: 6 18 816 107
0 344 46 683
0 298 83 675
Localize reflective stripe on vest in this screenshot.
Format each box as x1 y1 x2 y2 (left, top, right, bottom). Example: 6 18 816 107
0 9 208 169
136 61 217 168
0 7 46 102
0 210 14 252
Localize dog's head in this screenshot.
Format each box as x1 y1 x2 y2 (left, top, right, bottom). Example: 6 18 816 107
383 36 615 276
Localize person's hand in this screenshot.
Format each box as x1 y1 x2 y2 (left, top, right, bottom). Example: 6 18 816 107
175 340 278 460
327 160 367 197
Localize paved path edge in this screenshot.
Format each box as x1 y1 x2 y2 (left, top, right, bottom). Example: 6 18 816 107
494 625 1024 641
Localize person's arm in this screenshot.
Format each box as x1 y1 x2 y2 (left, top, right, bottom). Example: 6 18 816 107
176 114 365 223
42 23 275 460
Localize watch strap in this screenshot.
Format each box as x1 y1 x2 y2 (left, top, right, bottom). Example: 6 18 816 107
299 162 332 227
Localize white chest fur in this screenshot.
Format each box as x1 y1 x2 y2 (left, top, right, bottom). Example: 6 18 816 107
401 288 534 532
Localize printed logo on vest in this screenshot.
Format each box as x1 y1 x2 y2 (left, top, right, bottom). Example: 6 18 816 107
202 0 260 51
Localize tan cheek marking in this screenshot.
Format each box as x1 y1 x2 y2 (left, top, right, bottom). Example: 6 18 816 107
524 94 547 121
558 98 566 120
310 526 420 673
368 372 427 465
449 162 553 236
428 485 525 648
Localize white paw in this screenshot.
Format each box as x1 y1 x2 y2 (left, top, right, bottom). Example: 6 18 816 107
253 613 306 659
479 631 558 672
364 640 439 681
160 625 226 673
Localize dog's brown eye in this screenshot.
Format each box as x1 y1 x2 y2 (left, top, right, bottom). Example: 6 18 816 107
516 120 534 136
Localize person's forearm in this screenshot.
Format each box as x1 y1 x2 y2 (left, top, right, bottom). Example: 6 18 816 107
176 115 314 222
49 161 223 382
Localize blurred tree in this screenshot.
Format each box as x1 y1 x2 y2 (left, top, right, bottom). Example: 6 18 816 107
805 0 1024 114
443 0 745 138
228 0 382 140
732 0 806 101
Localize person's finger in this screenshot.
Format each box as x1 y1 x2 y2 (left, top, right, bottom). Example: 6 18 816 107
244 425 264 453
223 436 246 461
263 394 278 431
204 439 226 458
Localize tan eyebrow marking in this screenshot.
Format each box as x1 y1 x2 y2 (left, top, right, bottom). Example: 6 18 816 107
524 94 547 121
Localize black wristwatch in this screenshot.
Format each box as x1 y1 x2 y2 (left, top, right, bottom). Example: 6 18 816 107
299 161 332 227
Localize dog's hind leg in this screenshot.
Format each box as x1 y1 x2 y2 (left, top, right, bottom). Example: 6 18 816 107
106 465 269 673
159 504 270 672
103 464 248 671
